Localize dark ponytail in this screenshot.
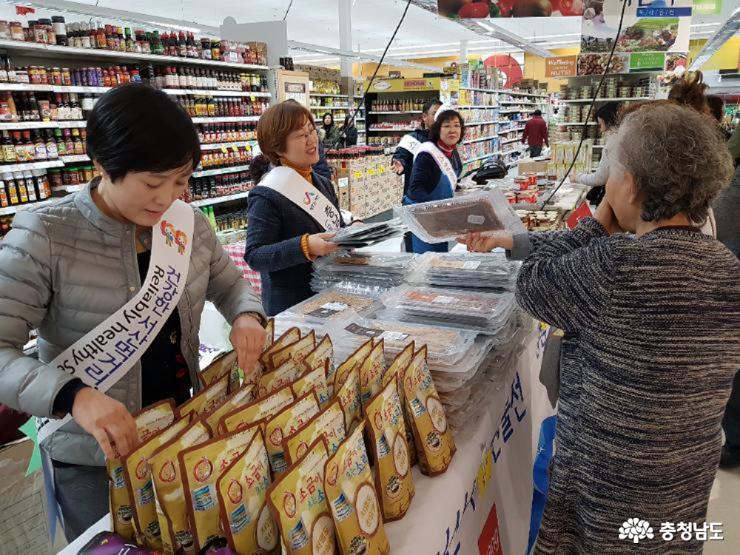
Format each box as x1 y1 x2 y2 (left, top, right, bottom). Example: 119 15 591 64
668 71 709 114
250 154 271 185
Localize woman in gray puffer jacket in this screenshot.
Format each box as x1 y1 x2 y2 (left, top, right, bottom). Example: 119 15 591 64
0 84 266 542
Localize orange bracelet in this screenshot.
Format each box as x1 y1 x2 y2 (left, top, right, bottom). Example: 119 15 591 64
301 233 317 261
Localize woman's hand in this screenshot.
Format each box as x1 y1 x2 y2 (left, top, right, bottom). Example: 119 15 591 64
391 160 404 175
230 313 267 379
308 232 339 257
456 231 514 252
72 388 137 460
593 197 624 235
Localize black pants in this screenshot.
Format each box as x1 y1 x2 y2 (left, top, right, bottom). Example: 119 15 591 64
53 462 109 543
529 145 543 157
723 371 740 450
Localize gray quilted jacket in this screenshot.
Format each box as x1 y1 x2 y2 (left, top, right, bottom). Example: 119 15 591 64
0 179 264 466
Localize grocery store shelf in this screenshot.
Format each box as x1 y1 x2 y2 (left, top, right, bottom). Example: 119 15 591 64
52 184 84 193
200 141 256 151
499 101 535 106
0 197 57 215
560 97 651 103
163 89 271 98
466 120 498 126
0 120 86 130
0 39 270 71
501 137 520 145
192 164 251 178
502 147 523 156
59 154 90 163
0 160 64 172
500 109 535 114
564 122 598 126
57 120 87 128
458 105 498 109
462 135 497 145
500 89 547 98
367 111 423 115
310 106 351 110
189 191 250 207
368 127 417 132
592 145 604 149
499 126 525 134
462 152 496 165
191 116 260 124
309 92 346 98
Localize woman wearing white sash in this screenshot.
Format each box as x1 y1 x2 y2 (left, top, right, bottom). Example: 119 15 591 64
0 84 266 542
404 106 465 253
246 101 344 316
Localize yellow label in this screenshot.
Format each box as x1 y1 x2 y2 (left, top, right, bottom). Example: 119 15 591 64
220 386 296 435
123 416 191 550
205 384 255 431
324 422 390 555
265 392 320 475
360 339 386 406
365 377 414 521
333 339 373 395
258 359 302 399
216 434 279 554
283 400 346 466
303 335 334 377
149 420 211 554
179 427 259 552
260 328 301 371
402 347 456 475
382 343 418 467
336 367 362 434
270 330 316 370
179 374 229 418
266 441 336 555
291 362 331 408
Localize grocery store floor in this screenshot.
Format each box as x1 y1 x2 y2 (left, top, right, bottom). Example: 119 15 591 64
706 466 740 553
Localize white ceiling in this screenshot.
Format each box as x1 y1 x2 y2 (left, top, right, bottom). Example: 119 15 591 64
6 0 733 66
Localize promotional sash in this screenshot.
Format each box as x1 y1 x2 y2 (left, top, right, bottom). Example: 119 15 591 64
415 141 459 189
260 166 340 231
398 133 423 155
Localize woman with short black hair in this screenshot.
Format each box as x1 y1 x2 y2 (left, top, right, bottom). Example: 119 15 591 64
404 106 464 253
321 112 341 148
0 83 266 541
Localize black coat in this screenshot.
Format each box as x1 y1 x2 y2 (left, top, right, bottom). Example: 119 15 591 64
391 128 430 195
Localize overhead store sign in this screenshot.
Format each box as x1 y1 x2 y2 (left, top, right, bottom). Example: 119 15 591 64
369 78 441 93
545 56 577 77
693 0 721 15
437 0 584 18
581 0 692 55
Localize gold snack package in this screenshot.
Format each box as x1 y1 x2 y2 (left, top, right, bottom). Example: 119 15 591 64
336 366 362 434
123 415 192 550
291 360 331 407
199 350 237 389
333 339 373 395
303 335 335 392
257 358 303 399
149 419 212 554
204 384 256 432
178 373 229 418
269 330 316 371
180 426 261 552
217 433 280 555
403 346 456 476
324 421 390 555
365 377 415 522
359 339 386 406
382 342 418 468
266 439 337 555
219 385 296 435
108 399 176 542
283 399 347 466
264 391 321 475
246 318 276 386
260 327 300 371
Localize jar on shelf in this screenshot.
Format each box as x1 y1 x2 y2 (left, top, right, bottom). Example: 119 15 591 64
9 21 24 41
52 16 67 46
0 21 10 41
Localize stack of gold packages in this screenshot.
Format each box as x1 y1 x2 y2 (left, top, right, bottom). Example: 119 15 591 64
108 317 456 554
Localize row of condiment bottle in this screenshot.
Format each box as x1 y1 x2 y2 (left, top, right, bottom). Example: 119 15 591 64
178 96 267 118
0 129 85 164
0 92 90 122
0 170 53 207
198 123 257 144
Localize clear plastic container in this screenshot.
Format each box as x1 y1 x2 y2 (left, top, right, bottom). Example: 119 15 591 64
311 252 414 292
397 188 525 244
329 218 405 248
281 286 379 324
408 251 519 290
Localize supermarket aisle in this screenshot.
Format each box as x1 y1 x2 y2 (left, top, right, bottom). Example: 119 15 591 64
706 467 740 554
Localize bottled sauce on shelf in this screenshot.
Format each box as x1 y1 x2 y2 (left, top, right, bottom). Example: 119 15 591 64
197 122 257 143
198 146 252 169
370 98 426 112
188 170 252 200
0 128 86 164
177 96 267 118
0 91 88 122
0 169 52 207
47 165 98 189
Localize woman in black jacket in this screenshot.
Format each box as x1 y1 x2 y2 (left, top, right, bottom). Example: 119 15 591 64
245 101 343 316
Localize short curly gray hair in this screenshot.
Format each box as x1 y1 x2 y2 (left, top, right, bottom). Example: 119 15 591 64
611 102 733 223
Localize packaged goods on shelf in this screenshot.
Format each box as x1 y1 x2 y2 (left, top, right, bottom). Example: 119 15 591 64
380 285 516 334
330 218 405 249
311 252 413 293
308 78 341 95
408 252 519 291
398 188 525 244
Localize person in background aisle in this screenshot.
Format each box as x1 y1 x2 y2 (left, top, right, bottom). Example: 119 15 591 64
321 112 341 148
0 84 266 542
404 105 463 254
391 99 442 250
575 101 620 206
338 115 358 148
521 109 548 157
461 102 739 554
705 94 730 138
246 101 344 316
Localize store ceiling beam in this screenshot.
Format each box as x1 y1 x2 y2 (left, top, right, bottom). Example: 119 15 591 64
688 6 740 71
289 41 440 71
407 0 553 58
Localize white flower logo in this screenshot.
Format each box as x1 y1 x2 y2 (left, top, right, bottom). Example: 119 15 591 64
619 518 654 544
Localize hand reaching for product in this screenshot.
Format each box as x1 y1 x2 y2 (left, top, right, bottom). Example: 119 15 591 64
308 232 339 257
72 388 137 460
230 313 266 380
457 231 514 253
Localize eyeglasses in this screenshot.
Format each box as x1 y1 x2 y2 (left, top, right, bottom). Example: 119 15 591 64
288 125 318 144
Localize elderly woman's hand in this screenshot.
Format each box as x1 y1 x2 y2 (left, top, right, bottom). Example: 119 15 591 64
229 313 267 380
456 231 514 252
594 198 624 235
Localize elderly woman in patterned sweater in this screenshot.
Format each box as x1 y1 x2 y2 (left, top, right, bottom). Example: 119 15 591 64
461 102 740 554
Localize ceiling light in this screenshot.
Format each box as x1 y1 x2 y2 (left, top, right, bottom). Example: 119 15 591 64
145 20 201 33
